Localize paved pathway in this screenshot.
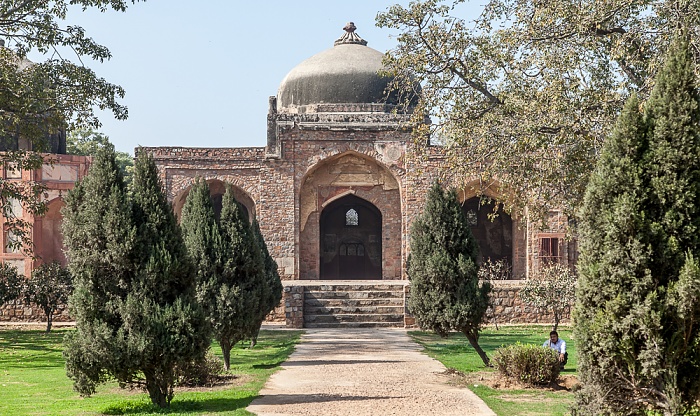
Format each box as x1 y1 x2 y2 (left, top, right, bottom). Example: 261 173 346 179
247 328 495 416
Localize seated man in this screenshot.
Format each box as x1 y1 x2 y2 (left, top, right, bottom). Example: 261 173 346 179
544 330 568 369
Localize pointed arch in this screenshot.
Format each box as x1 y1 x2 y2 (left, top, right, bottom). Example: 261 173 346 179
299 151 402 280
320 194 382 280
172 179 256 223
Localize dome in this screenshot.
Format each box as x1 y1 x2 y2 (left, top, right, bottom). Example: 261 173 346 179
277 23 397 113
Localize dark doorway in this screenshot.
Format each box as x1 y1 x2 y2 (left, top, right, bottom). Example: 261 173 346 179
462 197 513 267
320 195 382 280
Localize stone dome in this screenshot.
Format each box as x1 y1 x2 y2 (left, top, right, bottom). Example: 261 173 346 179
277 23 398 113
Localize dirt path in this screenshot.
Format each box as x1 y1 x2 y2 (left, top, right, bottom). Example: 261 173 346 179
246 328 495 416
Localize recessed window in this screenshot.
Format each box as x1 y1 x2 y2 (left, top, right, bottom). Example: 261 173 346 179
345 209 358 226
4 162 21 179
4 230 19 253
539 237 562 265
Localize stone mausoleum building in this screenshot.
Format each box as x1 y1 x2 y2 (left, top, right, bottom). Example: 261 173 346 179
141 24 577 328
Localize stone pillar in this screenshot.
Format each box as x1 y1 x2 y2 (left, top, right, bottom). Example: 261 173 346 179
266 96 279 158
284 286 304 328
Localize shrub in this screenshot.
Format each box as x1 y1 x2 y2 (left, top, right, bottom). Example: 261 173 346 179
176 350 225 387
478 258 512 281
493 343 561 385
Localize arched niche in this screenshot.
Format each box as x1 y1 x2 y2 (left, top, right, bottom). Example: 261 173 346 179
35 197 67 265
172 179 255 223
299 151 402 280
320 194 382 280
462 197 513 266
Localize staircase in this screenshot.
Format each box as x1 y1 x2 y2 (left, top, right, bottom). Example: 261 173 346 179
303 282 407 328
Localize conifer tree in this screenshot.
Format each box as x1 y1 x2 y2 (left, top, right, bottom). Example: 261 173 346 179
62 145 136 398
125 153 209 406
63 150 209 408
575 34 700 414
179 177 223 314
249 219 283 346
216 184 265 368
407 182 491 366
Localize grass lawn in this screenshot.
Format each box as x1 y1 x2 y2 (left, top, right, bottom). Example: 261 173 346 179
409 325 576 416
0 328 302 415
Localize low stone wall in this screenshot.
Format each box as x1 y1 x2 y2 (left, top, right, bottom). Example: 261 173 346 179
0 299 71 323
3 280 570 328
486 280 569 326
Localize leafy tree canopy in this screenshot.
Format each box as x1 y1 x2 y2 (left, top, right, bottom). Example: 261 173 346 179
24 261 72 332
0 263 22 307
377 0 700 220
0 0 140 254
67 128 133 183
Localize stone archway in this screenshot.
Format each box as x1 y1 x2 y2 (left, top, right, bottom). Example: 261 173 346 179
319 194 382 280
172 179 255 223
461 197 514 276
299 152 402 280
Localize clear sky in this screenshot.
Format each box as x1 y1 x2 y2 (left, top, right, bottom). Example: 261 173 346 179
43 1 481 155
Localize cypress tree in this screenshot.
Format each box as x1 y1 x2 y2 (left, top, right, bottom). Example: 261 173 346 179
179 177 224 315
575 34 700 414
249 219 283 346
125 153 209 407
407 181 491 366
63 151 209 408
216 184 265 368
62 145 136 398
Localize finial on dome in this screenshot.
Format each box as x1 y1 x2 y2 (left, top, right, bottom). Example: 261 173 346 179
334 22 368 46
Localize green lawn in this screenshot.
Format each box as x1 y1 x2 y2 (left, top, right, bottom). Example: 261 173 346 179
0 328 302 415
409 326 576 416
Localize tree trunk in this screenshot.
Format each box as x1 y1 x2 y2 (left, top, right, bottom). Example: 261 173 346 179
462 329 491 367
250 327 260 348
45 309 52 333
144 371 169 408
221 339 231 371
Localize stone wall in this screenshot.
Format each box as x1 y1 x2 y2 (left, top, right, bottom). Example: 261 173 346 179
486 280 570 326
0 299 71 323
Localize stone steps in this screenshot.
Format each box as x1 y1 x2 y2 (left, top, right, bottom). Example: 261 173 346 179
304 298 404 307
303 282 406 328
305 305 405 315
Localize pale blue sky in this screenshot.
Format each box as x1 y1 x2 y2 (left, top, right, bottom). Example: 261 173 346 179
43 1 482 155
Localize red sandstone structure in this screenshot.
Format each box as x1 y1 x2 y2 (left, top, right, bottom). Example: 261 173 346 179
142 24 576 328
1 24 574 327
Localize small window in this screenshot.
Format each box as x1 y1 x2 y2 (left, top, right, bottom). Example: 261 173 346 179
5 198 22 219
539 237 562 264
4 230 20 253
4 162 21 179
345 209 358 226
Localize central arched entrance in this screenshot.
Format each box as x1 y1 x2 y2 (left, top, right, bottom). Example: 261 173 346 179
319 194 382 280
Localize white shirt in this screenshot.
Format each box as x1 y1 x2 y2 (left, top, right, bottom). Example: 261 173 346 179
544 338 566 354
